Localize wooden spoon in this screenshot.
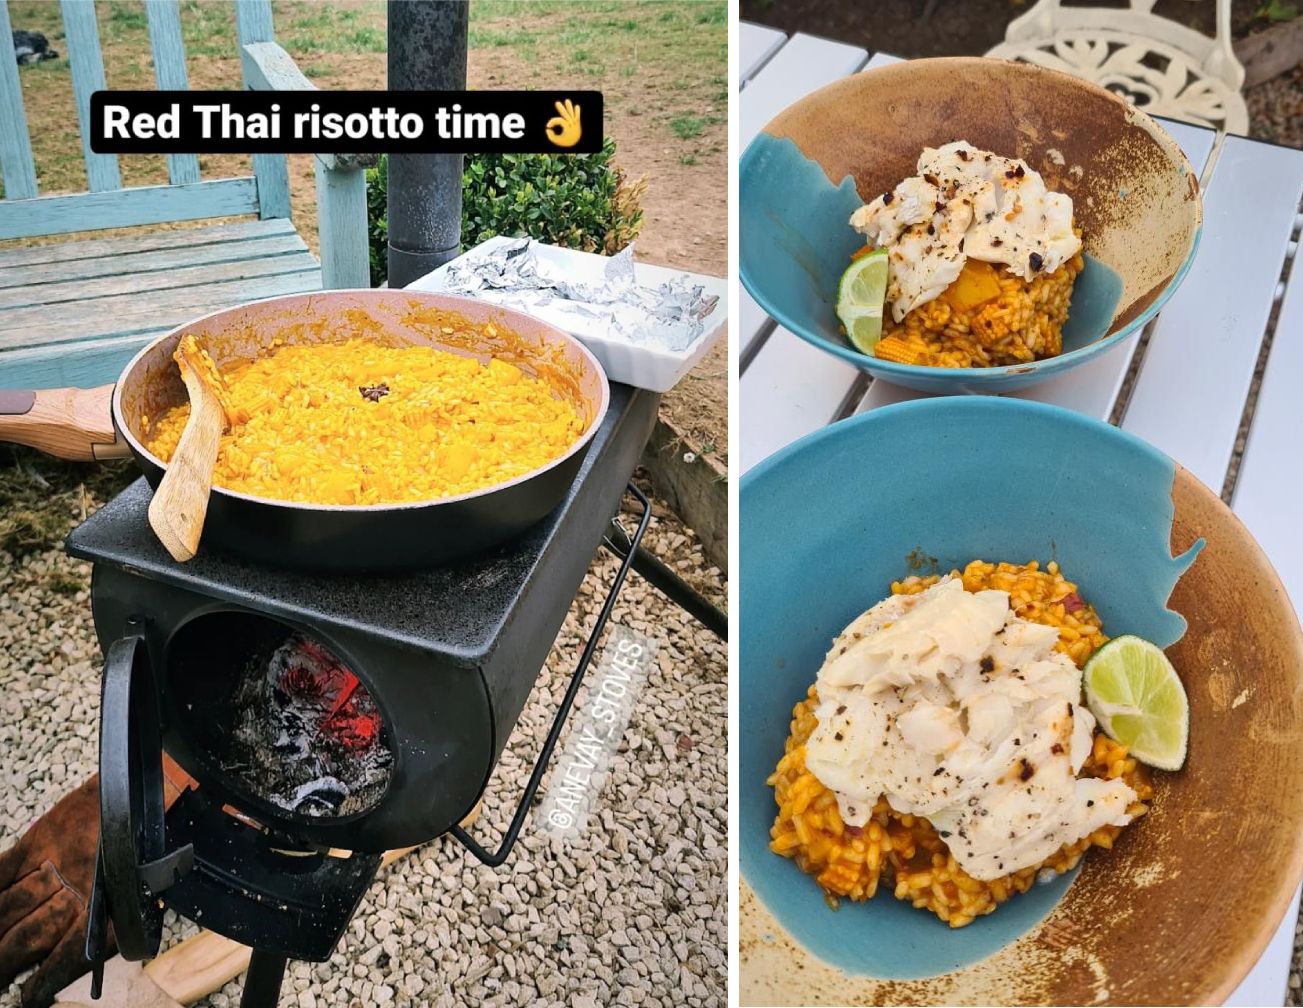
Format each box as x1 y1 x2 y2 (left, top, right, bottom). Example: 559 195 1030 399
147 337 238 562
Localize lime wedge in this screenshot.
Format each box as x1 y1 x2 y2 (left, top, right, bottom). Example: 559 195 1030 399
837 249 888 354
1083 635 1189 771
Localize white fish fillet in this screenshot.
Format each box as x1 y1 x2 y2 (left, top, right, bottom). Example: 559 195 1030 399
805 578 1135 882
849 141 1082 324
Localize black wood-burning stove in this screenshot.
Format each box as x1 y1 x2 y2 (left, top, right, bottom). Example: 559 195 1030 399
66 386 713 1007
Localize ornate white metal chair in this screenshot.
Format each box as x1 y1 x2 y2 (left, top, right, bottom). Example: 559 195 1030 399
986 0 1249 135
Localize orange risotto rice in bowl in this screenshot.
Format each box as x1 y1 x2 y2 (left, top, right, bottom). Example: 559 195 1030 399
767 559 1154 928
870 249 1085 370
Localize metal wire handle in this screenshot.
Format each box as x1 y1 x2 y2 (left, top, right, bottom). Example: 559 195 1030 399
449 482 651 866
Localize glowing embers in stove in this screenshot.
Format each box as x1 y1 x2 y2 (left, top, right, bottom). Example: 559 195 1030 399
166 613 393 821
225 635 392 817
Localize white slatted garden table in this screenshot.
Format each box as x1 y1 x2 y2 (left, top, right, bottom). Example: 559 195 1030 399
740 26 1303 1007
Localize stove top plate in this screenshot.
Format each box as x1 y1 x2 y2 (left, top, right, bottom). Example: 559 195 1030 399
67 384 657 664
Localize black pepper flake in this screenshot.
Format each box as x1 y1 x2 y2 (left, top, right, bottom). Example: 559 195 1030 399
1087 800 1095 807
834 731 844 741
923 172 940 187
933 766 945 777
1005 164 1025 180
938 830 951 838
958 237 966 252
359 382 390 402
1051 742 1064 755
991 237 1003 247
979 656 995 674
836 704 847 715
1029 252 1044 272
926 224 935 236
882 191 894 204
1018 758 1036 782
957 148 970 161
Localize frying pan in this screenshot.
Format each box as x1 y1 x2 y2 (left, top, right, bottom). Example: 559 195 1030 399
0 290 610 573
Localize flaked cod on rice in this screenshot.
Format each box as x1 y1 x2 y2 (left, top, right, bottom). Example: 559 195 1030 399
848 141 1084 368
767 560 1155 928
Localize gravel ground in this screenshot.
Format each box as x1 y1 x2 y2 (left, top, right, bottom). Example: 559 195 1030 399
1247 62 1303 149
0 474 726 1008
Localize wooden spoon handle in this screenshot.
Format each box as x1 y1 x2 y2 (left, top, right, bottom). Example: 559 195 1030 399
147 370 226 562
0 386 128 461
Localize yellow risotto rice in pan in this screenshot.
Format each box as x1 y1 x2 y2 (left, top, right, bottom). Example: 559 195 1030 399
767 560 1153 928
144 338 586 506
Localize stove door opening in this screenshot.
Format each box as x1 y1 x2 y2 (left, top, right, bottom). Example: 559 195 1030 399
166 613 394 822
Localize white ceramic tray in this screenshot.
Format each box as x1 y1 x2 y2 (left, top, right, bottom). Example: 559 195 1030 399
408 236 727 393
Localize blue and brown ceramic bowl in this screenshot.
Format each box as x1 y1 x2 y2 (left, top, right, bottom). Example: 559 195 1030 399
739 397 1303 1005
740 57 1203 394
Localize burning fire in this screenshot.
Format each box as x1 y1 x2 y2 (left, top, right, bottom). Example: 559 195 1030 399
277 638 382 751
226 634 392 818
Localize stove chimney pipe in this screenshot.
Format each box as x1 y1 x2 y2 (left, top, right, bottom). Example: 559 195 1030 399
386 0 468 289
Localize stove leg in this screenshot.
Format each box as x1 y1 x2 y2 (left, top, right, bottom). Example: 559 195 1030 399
629 544 727 640
605 521 727 640
240 950 289 1008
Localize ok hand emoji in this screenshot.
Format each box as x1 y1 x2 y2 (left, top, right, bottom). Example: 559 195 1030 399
545 99 582 148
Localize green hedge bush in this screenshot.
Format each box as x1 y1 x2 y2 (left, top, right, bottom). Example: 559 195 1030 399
366 139 645 287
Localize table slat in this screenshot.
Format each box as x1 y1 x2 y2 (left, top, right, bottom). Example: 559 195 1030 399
1232 237 1303 604
740 22 787 85
1002 119 1220 418
740 327 859 473
741 34 868 151
740 288 774 360
863 51 902 70
1122 136 1303 490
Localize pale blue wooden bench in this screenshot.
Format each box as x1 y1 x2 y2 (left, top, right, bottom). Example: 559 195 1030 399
0 0 371 390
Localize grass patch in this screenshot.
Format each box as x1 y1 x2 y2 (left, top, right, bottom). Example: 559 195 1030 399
467 26 535 47
1 0 723 267
669 115 704 140
0 448 134 557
